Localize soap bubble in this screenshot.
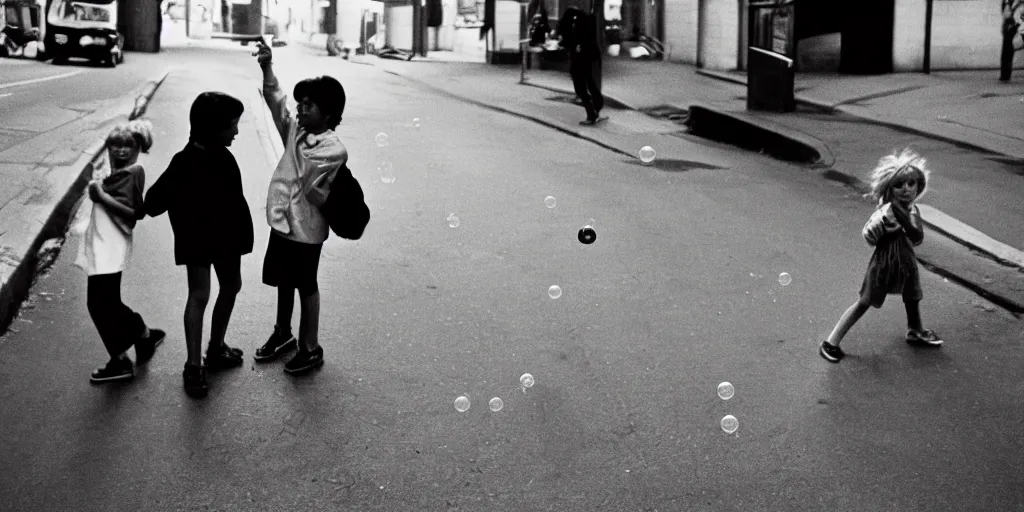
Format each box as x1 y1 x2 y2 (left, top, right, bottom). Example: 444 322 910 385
489 397 504 412
520 373 535 388
378 160 395 184
717 382 734 400
454 396 470 412
544 196 556 208
412 117 421 128
375 132 389 147
721 415 738 434
638 146 656 164
548 285 562 299
447 213 460 228
778 272 792 286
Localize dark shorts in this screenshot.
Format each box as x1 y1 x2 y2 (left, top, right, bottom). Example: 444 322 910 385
262 230 323 294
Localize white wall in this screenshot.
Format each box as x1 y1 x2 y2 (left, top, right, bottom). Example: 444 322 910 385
929 0 1004 69
387 4 413 50
697 0 738 69
892 0 925 71
665 0 698 63
493 0 521 52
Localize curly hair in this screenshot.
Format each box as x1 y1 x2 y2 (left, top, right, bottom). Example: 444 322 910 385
863 147 930 206
106 119 154 153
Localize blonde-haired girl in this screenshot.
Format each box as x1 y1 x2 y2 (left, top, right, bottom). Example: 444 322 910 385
820 148 943 363
76 119 165 382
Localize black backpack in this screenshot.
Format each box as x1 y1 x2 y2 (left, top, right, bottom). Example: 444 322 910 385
321 164 370 240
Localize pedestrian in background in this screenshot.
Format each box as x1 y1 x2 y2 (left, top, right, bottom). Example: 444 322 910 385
144 92 255 398
253 40 348 375
557 2 606 126
820 148 944 363
76 120 165 383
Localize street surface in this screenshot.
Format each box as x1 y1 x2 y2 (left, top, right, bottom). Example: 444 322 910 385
0 43 1022 511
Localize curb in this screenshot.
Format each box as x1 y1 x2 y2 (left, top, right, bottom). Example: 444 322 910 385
695 68 1024 161
685 104 828 165
0 69 170 335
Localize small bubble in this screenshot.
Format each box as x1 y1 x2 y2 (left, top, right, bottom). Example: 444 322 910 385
454 396 470 412
520 373 534 388
721 415 738 434
548 285 562 299
375 132 389 147
447 213 460 228
413 117 421 127
778 272 792 286
489 397 504 412
544 196 556 208
717 382 734 400
638 146 656 164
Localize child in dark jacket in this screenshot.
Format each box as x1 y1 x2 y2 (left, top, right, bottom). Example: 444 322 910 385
144 92 255 398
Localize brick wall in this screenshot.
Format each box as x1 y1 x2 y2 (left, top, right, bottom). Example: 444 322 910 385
698 0 739 70
665 0 698 63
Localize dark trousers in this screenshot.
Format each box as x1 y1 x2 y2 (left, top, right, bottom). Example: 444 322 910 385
570 56 603 120
87 272 147 358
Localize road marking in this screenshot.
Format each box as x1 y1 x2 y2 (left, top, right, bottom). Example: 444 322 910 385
0 70 86 90
0 93 11 98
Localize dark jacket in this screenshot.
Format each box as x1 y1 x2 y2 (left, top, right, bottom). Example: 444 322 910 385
144 142 254 266
101 163 146 234
558 8 600 62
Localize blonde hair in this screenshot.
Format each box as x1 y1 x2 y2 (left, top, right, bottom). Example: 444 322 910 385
863 147 930 205
106 119 154 154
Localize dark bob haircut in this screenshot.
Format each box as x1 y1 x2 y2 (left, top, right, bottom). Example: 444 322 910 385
189 91 244 141
294 76 346 129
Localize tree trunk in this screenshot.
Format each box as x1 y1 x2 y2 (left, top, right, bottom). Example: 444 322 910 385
1000 31 1015 81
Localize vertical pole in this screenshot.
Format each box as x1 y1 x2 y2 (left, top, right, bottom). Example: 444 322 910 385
185 0 192 37
923 0 933 73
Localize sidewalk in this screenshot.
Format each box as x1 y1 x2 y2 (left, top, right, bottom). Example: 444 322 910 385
304 48 1024 314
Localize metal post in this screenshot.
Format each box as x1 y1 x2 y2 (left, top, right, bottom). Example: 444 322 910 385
923 0 933 73
185 0 191 37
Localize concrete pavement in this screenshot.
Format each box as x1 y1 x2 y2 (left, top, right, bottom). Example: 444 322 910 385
316 49 1024 315
3 43 1024 510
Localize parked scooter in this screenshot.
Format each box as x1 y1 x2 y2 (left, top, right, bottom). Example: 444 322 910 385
0 0 46 59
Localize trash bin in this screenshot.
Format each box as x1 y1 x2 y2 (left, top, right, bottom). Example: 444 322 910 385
746 46 795 112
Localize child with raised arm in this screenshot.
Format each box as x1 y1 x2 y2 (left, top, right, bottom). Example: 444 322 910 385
820 148 943 363
144 92 255 398
252 40 348 375
77 120 166 383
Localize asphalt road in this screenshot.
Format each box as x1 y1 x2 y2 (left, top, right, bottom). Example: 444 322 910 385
0 44 1022 511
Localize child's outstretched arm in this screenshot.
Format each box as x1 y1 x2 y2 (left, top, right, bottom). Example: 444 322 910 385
255 40 292 145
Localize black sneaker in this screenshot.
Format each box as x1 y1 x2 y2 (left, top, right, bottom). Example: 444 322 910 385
135 329 166 364
579 118 598 126
819 340 844 363
254 328 297 362
284 345 324 375
206 343 244 370
906 329 943 347
183 363 208 398
90 355 134 383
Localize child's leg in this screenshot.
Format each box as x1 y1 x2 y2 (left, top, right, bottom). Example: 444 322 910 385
297 285 320 352
87 272 125 358
827 300 871 347
184 265 212 367
209 256 242 349
905 300 923 332
277 286 296 333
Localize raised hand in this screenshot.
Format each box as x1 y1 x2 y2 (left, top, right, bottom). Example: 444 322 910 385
253 40 272 66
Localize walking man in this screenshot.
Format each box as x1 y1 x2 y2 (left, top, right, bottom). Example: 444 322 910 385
558 3 606 125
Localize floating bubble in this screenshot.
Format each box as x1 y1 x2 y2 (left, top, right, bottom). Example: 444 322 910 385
578 225 596 244
548 285 562 299
413 117 421 128
447 213 460 228
638 146 656 164
520 373 535 388
489 397 504 412
454 395 470 412
717 382 734 400
721 415 738 434
778 272 792 286
544 196 556 208
375 132 389 147
378 160 395 184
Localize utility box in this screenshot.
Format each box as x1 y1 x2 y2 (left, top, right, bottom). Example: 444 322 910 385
747 46 795 112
